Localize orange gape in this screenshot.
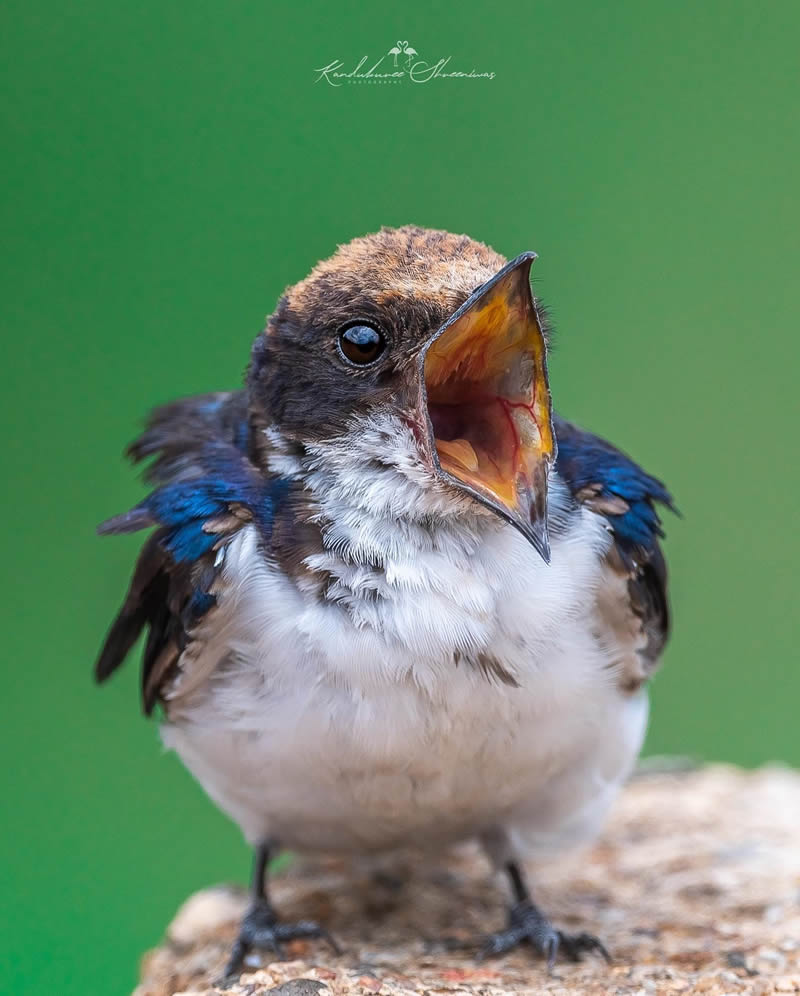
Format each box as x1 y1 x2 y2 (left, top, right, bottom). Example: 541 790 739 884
423 256 555 520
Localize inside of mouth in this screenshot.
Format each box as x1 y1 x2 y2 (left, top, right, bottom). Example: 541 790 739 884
425 371 529 506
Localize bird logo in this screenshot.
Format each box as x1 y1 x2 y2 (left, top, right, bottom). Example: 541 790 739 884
388 40 419 69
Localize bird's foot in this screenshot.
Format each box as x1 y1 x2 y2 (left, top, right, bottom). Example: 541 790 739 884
220 899 341 981
479 900 610 970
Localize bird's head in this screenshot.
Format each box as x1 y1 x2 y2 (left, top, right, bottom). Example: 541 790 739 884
248 226 556 561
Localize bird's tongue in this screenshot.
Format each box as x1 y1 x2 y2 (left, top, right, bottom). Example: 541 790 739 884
420 253 555 562
435 437 479 473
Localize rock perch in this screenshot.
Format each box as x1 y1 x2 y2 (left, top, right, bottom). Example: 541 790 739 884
134 765 800 996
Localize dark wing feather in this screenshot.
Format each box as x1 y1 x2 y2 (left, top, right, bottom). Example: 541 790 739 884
95 531 166 684
128 391 251 485
95 391 286 714
554 414 676 679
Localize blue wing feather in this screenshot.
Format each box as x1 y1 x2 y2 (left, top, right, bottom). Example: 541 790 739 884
554 414 675 665
554 414 676 559
95 391 286 713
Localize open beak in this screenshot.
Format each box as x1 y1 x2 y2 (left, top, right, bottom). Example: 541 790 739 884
419 252 556 562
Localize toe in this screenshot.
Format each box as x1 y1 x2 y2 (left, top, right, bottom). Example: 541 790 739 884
479 905 609 968
542 931 559 971
250 926 286 957
557 930 611 964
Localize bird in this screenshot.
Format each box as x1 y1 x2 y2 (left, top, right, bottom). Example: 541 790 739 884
95 225 675 980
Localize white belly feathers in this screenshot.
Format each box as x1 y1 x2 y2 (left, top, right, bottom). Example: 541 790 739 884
162 485 647 855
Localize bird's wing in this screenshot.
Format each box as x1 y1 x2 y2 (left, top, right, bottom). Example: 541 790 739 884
95 391 287 714
554 415 677 689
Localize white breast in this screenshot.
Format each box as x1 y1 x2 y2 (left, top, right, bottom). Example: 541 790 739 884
162 471 648 856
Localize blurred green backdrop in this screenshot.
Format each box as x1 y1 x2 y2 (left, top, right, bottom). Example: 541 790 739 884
2 1 797 992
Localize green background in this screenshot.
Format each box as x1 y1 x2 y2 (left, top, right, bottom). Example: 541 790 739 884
2 1 797 992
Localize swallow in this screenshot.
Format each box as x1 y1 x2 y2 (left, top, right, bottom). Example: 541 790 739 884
95 226 675 978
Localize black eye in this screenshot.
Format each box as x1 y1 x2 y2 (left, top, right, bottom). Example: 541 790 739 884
337 323 386 366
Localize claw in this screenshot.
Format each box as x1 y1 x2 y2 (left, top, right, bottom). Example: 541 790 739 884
544 932 558 972
220 900 340 981
480 901 609 969
558 930 611 964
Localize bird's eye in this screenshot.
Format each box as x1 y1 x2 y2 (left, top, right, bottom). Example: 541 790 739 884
337 323 386 366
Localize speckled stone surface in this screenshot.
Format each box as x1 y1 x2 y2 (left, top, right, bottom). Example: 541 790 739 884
134 765 800 996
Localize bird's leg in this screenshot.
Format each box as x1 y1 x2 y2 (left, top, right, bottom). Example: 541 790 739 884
221 843 340 980
479 860 610 970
